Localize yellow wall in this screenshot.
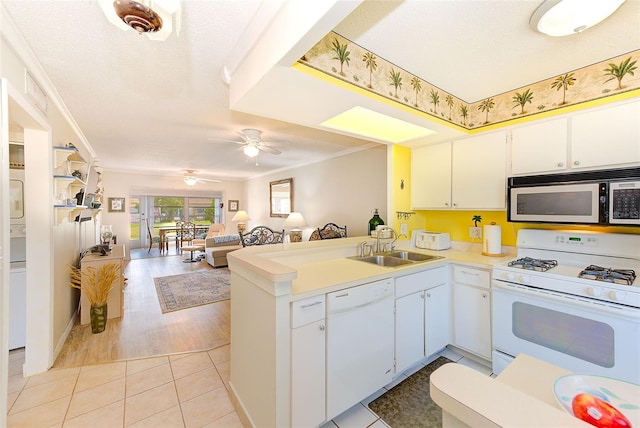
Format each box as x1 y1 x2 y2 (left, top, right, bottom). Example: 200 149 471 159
391 145 425 237
392 145 640 246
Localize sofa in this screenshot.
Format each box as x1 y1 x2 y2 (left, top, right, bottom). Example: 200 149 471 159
204 234 242 267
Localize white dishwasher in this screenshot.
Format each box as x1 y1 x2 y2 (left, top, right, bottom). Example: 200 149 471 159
326 278 394 420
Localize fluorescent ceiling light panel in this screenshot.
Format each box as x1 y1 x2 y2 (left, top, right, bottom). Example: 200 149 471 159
321 106 436 143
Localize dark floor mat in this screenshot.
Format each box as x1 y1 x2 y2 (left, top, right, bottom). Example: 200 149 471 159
368 356 453 428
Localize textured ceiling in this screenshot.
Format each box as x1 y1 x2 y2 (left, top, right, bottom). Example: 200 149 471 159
3 0 639 181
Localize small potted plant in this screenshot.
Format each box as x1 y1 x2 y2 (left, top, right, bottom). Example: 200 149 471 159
69 263 120 333
470 215 482 239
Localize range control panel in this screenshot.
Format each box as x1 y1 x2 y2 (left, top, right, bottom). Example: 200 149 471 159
553 235 598 247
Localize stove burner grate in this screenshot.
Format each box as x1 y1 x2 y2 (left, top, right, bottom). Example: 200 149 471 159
578 265 636 285
508 257 558 272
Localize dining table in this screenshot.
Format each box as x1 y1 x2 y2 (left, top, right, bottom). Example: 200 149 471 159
157 224 210 254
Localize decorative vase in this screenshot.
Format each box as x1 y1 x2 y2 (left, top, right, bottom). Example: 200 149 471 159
90 303 108 334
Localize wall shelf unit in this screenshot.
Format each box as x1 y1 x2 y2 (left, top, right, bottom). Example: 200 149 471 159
53 146 92 224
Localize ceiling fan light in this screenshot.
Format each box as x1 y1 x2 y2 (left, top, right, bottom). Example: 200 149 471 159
530 0 626 37
243 145 260 158
183 175 198 186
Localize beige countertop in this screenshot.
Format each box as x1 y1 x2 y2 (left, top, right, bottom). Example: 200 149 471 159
228 236 515 300
430 354 590 427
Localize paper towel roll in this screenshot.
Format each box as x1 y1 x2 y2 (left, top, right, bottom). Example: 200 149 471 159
483 225 502 256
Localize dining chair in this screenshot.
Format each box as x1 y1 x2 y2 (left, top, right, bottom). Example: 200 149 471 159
240 226 284 247
178 221 196 252
145 218 167 253
180 222 204 262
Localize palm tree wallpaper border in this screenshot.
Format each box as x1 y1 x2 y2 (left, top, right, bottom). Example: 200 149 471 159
299 32 639 131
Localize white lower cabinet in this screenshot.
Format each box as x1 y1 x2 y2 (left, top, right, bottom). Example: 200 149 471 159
291 296 326 428
452 265 492 359
394 266 449 374
425 284 450 356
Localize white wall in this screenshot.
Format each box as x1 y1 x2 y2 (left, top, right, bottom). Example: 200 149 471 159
100 170 245 252
1 36 93 373
244 145 388 238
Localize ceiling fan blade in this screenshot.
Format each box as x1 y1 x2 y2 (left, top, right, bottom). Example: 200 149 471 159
207 137 245 145
259 145 281 155
199 178 222 183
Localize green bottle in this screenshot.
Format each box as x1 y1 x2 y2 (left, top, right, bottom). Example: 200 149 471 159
368 209 384 235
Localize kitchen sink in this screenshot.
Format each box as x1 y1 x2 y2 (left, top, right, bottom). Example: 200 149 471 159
386 251 444 262
353 255 414 267
347 251 444 268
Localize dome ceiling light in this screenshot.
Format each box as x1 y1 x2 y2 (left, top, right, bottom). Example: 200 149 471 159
113 0 163 34
99 0 181 41
530 0 626 37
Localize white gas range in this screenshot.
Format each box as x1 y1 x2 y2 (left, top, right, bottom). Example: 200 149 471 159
491 229 640 384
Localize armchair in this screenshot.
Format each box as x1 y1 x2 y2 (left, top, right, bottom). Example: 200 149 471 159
240 226 285 247
193 223 225 247
309 223 347 240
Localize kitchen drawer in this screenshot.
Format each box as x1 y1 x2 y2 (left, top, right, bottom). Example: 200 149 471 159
291 295 325 328
395 266 448 298
453 265 490 289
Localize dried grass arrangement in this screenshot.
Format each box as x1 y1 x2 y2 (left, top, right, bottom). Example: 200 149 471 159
69 263 119 305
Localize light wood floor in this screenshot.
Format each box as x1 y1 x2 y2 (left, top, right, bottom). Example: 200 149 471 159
53 248 230 368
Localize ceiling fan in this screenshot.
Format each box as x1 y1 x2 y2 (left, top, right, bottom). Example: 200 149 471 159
209 128 283 158
183 170 221 186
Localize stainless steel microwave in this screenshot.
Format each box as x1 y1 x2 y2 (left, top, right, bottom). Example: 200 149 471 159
507 167 640 226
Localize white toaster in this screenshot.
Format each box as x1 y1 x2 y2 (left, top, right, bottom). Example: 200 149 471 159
415 231 451 250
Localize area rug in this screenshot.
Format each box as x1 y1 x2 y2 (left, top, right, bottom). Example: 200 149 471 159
368 356 453 427
154 269 230 313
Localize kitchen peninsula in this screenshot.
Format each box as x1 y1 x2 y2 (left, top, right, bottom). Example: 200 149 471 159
227 236 514 428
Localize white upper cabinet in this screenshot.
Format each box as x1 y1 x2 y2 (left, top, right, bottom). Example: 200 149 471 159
451 132 507 210
570 101 640 169
411 131 507 210
411 141 452 209
511 101 640 176
412 132 507 210
511 118 568 175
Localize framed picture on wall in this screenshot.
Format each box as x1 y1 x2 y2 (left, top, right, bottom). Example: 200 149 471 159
108 197 125 212
228 200 239 212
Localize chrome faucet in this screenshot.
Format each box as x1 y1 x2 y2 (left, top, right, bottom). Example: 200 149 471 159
391 233 408 252
358 241 373 257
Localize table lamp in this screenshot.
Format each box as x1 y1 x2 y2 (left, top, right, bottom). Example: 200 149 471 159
232 210 251 234
283 212 307 242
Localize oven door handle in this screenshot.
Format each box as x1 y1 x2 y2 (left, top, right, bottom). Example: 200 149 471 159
492 280 640 320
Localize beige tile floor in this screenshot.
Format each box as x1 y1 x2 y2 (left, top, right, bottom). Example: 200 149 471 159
7 345 241 428
7 345 491 428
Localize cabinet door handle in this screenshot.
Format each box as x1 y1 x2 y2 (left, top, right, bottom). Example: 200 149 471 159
445 202 449 206
319 324 325 331
574 160 580 166
482 293 488 298
300 301 323 309
461 270 480 276
557 162 563 167
453 203 457 207
426 293 431 298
